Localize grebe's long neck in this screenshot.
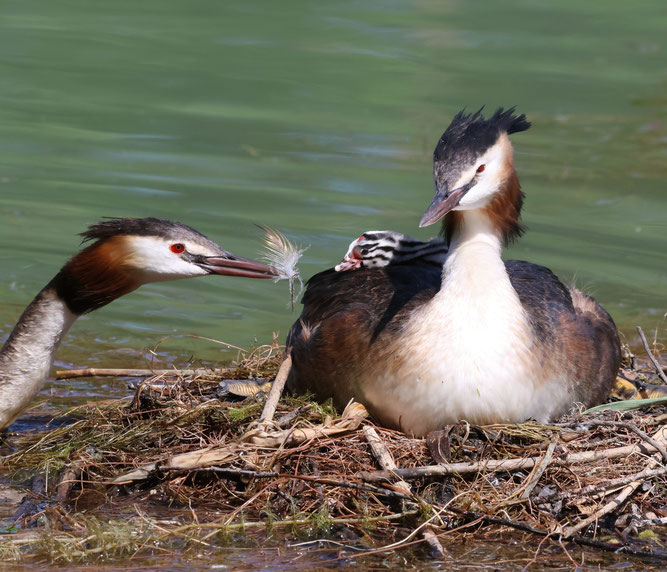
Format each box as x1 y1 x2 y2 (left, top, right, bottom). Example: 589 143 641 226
0 285 77 428
438 209 517 319
0 244 139 430
444 210 503 266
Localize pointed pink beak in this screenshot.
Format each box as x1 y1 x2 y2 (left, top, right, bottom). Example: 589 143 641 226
200 254 280 279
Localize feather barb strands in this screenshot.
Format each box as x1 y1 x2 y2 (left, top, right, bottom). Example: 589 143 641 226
258 225 306 310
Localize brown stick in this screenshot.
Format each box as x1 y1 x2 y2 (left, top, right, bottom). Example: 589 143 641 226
56 468 81 502
360 425 667 482
422 526 449 559
637 326 667 384
55 367 225 379
259 352 292 424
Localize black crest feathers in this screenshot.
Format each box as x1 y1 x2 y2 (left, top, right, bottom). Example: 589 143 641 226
79 217 212 245
434 107 530 162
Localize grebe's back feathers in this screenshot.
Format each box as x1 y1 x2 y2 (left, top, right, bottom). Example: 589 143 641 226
287 262 442 411
295 261 442 339
505 259 620 407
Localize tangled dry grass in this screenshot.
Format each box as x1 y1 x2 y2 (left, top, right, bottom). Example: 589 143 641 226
0 340 665 566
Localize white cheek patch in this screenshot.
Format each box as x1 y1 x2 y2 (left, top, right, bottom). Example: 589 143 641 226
123 236 210 281
455 137 510 210
458 179 497 209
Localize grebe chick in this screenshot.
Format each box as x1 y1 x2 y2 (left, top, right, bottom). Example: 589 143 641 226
335 231 447 272
287 108 621 436
0 217 279 430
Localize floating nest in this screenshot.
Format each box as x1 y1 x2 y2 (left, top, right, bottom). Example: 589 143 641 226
0 340 666 565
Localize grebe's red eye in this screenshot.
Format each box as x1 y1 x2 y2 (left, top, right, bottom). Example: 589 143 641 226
170 243 185 254
476 164 485 173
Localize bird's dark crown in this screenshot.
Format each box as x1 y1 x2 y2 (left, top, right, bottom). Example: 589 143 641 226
433 107 530 165
80 217 218 250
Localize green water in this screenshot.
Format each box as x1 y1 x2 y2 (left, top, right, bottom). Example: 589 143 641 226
1 1 665 368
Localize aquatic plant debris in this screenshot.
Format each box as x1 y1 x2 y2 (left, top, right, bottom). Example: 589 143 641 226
258 225 306 310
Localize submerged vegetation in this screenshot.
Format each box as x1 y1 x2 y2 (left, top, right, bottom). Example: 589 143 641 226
0 338 666 567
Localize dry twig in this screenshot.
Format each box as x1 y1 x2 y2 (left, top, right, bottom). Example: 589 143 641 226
520 441 556 499
533 465 667 505
637 326 667 384
583 419 667 463
258 352 292 425
56 367 221 379
363 425 412 495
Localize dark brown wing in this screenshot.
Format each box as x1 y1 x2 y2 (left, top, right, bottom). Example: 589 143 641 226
505 259 620 406
286 262 441 408
504 259 574 346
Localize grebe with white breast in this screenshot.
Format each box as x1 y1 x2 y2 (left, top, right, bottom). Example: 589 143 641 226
286 108 621 436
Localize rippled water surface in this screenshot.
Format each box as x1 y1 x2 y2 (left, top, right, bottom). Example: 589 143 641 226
0 0 665 565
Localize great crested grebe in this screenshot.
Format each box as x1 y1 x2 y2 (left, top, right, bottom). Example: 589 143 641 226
0 217 278 430
286 108 621 436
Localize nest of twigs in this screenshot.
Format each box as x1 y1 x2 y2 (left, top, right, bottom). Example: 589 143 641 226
1 340 666 565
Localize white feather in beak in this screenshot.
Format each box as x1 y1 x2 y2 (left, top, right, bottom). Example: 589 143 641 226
258 226 306 310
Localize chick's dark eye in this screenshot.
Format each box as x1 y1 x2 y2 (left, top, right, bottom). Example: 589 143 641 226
170 243 185 254
476 164 486 173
